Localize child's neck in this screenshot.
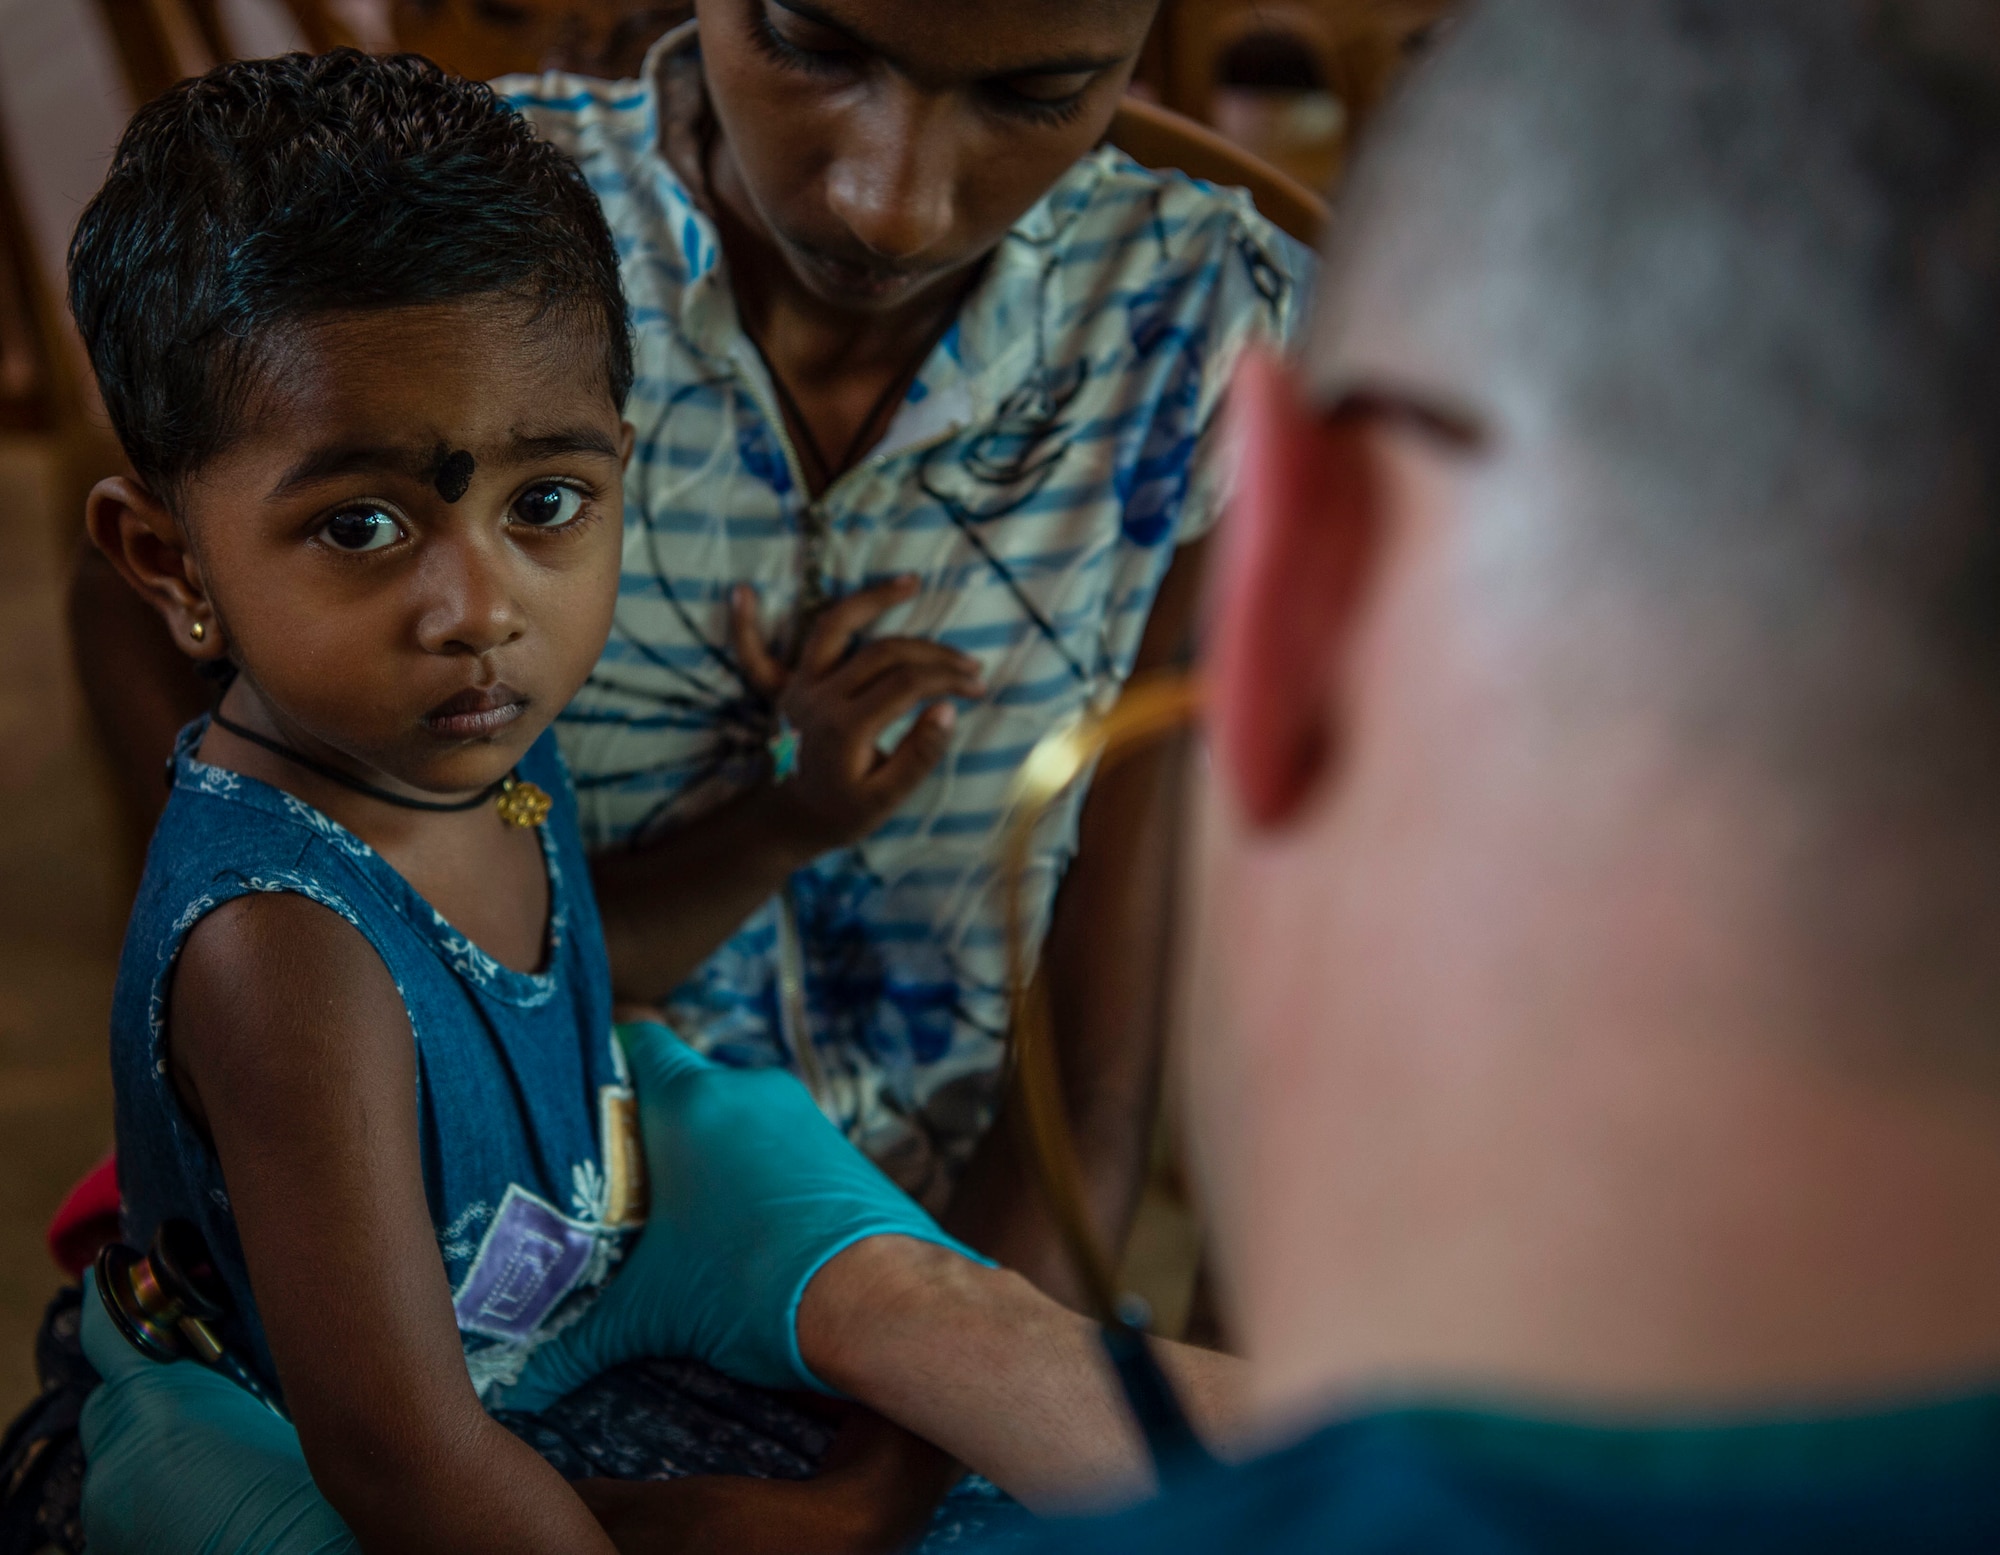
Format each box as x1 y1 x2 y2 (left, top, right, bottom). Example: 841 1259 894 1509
200 685 553 976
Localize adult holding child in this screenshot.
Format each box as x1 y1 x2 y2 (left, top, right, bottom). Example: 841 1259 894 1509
56 1 2000 1550
524 0 1315 1250
74 0 1313 1297
45 0 1311 1547
15 44 1247 1555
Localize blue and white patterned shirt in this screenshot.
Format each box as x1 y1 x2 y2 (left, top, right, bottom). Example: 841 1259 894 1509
505 31 1314 1201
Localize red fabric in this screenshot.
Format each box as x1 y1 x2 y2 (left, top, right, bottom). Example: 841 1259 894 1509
48 1153 120 1276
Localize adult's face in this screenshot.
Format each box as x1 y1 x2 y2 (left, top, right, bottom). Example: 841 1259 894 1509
695 0 1159 313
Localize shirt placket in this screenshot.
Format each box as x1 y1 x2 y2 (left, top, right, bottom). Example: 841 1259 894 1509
696 221 1029 1110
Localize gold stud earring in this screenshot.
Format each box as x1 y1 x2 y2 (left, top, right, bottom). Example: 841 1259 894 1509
190 620 207 642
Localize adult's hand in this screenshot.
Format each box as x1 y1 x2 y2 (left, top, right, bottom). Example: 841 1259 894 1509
733 576 985 856
591 577 984 1004
77 1271 359 1555
502 1021 986 1411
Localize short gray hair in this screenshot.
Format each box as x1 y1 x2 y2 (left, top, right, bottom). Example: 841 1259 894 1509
1320 0 2000 816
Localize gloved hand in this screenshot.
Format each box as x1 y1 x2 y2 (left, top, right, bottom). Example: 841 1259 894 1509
501 1021 987 1411
77 1269 358 1555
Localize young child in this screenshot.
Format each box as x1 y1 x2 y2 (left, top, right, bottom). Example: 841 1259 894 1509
62 47 1230 1555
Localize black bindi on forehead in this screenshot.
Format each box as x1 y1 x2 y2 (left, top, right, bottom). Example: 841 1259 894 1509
427 445 477 503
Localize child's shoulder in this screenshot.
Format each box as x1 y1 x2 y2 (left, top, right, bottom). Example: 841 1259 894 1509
114 724 587 1060
121 732 383 995
145 730 374 887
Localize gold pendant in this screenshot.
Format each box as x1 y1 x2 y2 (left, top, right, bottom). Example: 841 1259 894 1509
494 775 552 829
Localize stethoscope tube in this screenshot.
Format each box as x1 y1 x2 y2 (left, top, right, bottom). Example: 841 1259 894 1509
1101 1315 1216 1483
999 673 1216 1483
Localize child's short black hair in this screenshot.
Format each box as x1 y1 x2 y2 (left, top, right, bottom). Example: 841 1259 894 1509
69 49 633 508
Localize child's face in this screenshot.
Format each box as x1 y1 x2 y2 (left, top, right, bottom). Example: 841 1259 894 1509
697 0 1158 314
177 297 629 796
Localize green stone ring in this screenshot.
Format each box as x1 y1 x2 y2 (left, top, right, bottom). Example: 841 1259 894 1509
768 716 800 784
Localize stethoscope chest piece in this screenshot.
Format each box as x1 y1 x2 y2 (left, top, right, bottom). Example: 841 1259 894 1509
95 1219 232 1367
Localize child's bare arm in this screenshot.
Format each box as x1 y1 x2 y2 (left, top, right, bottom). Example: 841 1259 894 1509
168 894 618 1555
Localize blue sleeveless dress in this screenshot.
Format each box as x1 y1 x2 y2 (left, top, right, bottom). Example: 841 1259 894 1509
109 719 641 1403
93 718 1028 1548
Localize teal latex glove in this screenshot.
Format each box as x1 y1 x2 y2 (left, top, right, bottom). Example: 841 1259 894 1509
502 1021 987 1411
77 1269 358 1555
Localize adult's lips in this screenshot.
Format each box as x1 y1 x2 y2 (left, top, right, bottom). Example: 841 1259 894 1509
423 685 529 740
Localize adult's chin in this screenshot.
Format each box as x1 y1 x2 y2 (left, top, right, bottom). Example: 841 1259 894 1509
782 237 950 314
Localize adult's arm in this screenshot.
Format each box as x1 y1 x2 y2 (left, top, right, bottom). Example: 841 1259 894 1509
591 779 817 1002
75 1013 1245 1553
944 537 1208 1307
162 893 619 1555
799 1235 1244 1513
513 1021 1245 1533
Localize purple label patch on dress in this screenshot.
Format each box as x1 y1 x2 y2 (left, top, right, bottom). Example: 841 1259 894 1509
453 1185 596 1342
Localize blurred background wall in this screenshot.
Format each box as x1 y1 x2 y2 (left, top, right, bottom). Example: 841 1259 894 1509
0 0 1449 1418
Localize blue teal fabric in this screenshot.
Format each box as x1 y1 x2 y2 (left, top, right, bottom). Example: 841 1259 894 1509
75 1271 1028 1555
78 1272 355 1555
501 28 1318 1199
111 718 638 1405
502 1021 991 1407
111 726 979 1411
1006 1394 2000 1553
87 727 1000 1555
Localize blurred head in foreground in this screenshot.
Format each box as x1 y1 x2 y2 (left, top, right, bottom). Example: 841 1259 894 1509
1194 0 2000 1429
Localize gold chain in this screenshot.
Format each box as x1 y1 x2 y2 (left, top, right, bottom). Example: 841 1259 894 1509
999 672 1206 1325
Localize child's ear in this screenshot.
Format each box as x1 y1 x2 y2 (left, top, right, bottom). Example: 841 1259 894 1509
85 477 228 664
619 421 637 470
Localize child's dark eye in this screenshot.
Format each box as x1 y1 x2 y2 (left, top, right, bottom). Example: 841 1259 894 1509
511 483 585 528
319 506 403 553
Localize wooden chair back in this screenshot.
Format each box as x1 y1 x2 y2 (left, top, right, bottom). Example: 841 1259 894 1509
1139 0 1454 150
93 0 219 105
398 0 688 79
1108 96 1327 248
96 0 688 94
292 0 689 78
0 118 57 435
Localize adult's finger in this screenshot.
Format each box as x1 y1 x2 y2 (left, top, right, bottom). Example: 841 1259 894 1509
730 585 788 697
860 703 958 805
841 665 977 753
820 637 984 703
797 577 922 679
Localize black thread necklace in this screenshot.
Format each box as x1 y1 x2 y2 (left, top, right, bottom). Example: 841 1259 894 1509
209 709 550 827
762 354 919 496
754 285 966 498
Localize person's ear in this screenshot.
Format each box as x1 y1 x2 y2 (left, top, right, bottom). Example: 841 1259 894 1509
619 420 637 470
1209 349 1386 830
84 477 227 663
